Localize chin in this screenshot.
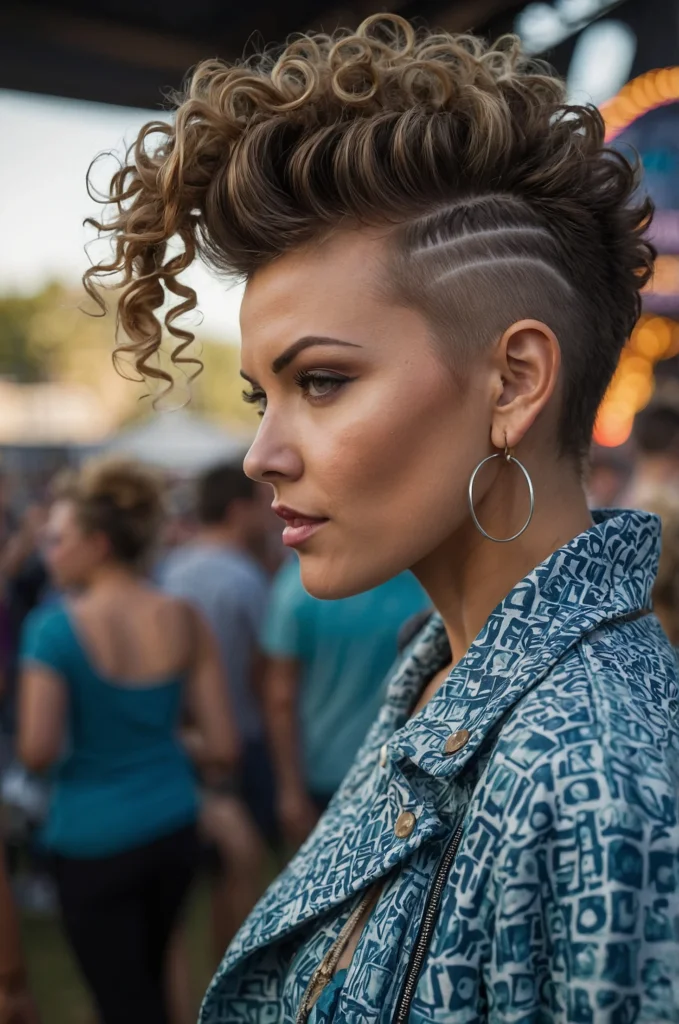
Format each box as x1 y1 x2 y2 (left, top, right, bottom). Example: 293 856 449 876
298 550 404 601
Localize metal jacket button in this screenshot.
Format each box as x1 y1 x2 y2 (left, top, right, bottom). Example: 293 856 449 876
444 729 470 755
394 811 417 838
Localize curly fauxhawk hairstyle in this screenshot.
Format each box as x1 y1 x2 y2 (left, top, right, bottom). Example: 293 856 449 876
84 13 654 458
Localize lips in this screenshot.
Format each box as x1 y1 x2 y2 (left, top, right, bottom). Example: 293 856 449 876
273 505 329 548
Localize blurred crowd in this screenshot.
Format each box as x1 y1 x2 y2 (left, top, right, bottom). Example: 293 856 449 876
0 384 678 1024
589 383 679 644
0 450 428 1024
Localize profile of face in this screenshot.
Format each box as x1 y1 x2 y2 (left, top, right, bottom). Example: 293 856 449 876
242 229 560 599
43 499 109 591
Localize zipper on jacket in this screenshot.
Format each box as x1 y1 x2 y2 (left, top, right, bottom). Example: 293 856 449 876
392 822 465 1023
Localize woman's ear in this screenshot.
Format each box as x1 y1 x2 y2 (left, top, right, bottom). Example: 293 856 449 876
489 319 561 451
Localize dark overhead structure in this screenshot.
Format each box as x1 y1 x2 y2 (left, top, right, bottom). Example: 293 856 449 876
2 0 674 110
0 1 523 110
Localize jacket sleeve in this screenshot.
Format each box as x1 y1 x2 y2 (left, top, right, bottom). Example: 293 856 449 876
486 764 679 1022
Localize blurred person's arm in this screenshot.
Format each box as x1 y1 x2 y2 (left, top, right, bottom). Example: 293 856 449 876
250 647 267 711
183 604 241 775
263 654 319 848
0 843 40 1024
17 608 69 773
17 661 67 773
261 562 319 848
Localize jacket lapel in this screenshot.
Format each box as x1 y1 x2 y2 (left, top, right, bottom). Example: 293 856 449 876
216 737 448 975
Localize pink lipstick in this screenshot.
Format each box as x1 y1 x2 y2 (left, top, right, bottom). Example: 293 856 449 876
273 505 329 548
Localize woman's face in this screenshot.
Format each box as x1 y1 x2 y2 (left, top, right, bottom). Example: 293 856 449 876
43 500 106 591
241 229 495 598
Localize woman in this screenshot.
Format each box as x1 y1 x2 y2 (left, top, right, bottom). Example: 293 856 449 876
85 15 679 1023
18 459 237 1024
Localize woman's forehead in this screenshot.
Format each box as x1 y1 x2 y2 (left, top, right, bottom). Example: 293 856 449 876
243 231 389 316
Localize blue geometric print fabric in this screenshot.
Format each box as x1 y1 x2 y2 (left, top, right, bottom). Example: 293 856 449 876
200 510 679 1023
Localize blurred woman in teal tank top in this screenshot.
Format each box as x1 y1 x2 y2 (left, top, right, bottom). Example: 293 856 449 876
17 458 239 1024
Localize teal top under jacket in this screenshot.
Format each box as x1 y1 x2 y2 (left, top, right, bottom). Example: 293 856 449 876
201 509 679 1023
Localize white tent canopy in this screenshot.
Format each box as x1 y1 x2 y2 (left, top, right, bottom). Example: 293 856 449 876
104 410 249 473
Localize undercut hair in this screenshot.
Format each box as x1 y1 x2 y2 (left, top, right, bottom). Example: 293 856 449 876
85 14 654 459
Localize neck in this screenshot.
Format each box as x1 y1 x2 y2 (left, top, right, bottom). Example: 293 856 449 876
194 523 248 551
412 458 592 666
87 561 140 593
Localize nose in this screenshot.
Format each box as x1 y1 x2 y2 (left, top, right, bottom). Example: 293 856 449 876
243 416 303 484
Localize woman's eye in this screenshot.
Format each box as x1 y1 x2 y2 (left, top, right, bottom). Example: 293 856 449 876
294 371 351 402
306 376 338 398
241 388 267 416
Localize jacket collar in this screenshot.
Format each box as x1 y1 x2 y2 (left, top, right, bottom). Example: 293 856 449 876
208 509 660 983
385 508 660 778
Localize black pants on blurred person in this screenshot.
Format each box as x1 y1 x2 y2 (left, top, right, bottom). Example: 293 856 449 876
53 823 198 1024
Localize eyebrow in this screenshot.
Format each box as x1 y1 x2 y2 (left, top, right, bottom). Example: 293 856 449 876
272 336 362 374
240 336 362 386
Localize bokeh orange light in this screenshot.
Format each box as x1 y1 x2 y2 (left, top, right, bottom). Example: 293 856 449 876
594 315 679 446
593 72 679 447
601 66 679 142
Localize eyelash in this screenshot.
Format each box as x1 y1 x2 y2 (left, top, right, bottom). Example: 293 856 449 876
242 370 353 416
241 387 265 410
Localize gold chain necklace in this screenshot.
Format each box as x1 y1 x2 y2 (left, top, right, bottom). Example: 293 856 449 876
296 883 381 1024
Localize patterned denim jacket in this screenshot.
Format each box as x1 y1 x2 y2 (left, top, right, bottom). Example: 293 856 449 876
201 510 679 1023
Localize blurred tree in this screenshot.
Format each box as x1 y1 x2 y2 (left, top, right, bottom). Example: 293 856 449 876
183 339 259 431
0 283 257 434
0 290 51 382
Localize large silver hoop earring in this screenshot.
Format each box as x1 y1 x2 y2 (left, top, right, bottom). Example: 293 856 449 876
468 445 535 543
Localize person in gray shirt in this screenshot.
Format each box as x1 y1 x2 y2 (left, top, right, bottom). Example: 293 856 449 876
160 464 275 952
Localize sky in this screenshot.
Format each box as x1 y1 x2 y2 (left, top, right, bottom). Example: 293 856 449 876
0 89 245 343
